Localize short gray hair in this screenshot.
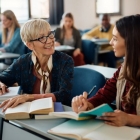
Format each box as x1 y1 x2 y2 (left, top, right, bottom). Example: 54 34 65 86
20 19 51 44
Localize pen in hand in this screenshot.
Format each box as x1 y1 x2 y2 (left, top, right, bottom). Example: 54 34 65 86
78 86 96 111
87 85 96 97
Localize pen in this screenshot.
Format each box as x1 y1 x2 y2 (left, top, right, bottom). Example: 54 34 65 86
78 85 97 110
87 85 96 97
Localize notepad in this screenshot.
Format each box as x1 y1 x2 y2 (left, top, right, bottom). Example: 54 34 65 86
49 104 113 120
48 119 140 140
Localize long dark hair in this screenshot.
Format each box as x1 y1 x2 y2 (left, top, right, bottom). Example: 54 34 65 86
116 15 140 106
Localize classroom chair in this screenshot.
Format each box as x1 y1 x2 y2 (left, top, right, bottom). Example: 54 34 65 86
67 67 106 106
82 39 96 64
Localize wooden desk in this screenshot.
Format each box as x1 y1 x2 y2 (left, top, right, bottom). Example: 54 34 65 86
0 106 72 140
78 65 117 79
0 52 20 60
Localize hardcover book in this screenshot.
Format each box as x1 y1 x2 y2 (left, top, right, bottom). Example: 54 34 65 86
4 97 54 120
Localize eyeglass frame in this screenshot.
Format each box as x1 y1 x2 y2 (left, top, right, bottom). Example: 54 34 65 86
30 30 55 44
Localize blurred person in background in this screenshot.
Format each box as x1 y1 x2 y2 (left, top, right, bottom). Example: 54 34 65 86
0 10 25 64
55 12 85 66
82 14 118 68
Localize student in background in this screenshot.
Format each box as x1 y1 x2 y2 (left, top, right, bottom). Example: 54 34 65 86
0 10 25 55
82 14 117 68
72 15 140 127
55 12 85 66
0 19 74 111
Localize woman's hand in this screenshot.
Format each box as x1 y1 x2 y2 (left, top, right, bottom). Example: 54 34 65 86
100 110 129 126
73 48 81 57
72 92 89 113
0 82 9 95
0 94 34 112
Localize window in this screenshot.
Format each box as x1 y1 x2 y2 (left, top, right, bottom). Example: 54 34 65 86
1 0 29 21
0 0 49 21
30 0 49 18
96 0 121 16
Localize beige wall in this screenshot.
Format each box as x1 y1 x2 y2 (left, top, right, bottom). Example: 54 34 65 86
0 0 140 31
64 0 140 29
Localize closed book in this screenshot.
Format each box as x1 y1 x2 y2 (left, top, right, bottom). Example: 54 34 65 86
49 103 113 120
48 119 140 140
4 97 54 120
35 102 64 119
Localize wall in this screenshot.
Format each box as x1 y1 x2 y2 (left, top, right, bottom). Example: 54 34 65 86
0 0 140 31
64 0 140 30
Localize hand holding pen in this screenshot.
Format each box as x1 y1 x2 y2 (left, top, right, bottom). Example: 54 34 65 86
0 82 9 95
87 85 96 98
72 85 96 113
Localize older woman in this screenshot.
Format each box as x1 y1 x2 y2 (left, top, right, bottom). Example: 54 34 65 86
0 10 25 55
0 19 74 111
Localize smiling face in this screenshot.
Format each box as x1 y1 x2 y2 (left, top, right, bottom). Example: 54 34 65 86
110 26 126 57
29 30 55 57
21 19 55 58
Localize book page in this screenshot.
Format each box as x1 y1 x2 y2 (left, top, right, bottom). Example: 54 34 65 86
48 119 104 140
29 97 52 113
83 124 140 140
5 102 31 114
49 111 79 120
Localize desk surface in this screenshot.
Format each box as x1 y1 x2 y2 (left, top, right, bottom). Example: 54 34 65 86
0 105 72 140
55 45 74 52
78 65 117 79
0 52 20 60
91 38 109 45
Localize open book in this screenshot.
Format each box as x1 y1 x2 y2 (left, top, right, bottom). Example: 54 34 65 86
49 104 113 120
0 86 21 102
35 102 64 119
48 119 140 140
4 97 54 120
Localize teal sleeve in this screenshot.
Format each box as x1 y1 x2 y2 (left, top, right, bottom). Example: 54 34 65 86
2 28 23 52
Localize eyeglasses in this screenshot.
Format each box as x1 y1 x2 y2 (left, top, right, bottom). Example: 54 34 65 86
30 31 55 44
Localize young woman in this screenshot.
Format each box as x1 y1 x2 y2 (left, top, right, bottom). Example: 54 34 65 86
55 12 85 66
0 10 25 55
0 19 74 111
72 15 140 127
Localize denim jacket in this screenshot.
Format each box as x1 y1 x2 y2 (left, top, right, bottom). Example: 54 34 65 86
0 28 25 55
